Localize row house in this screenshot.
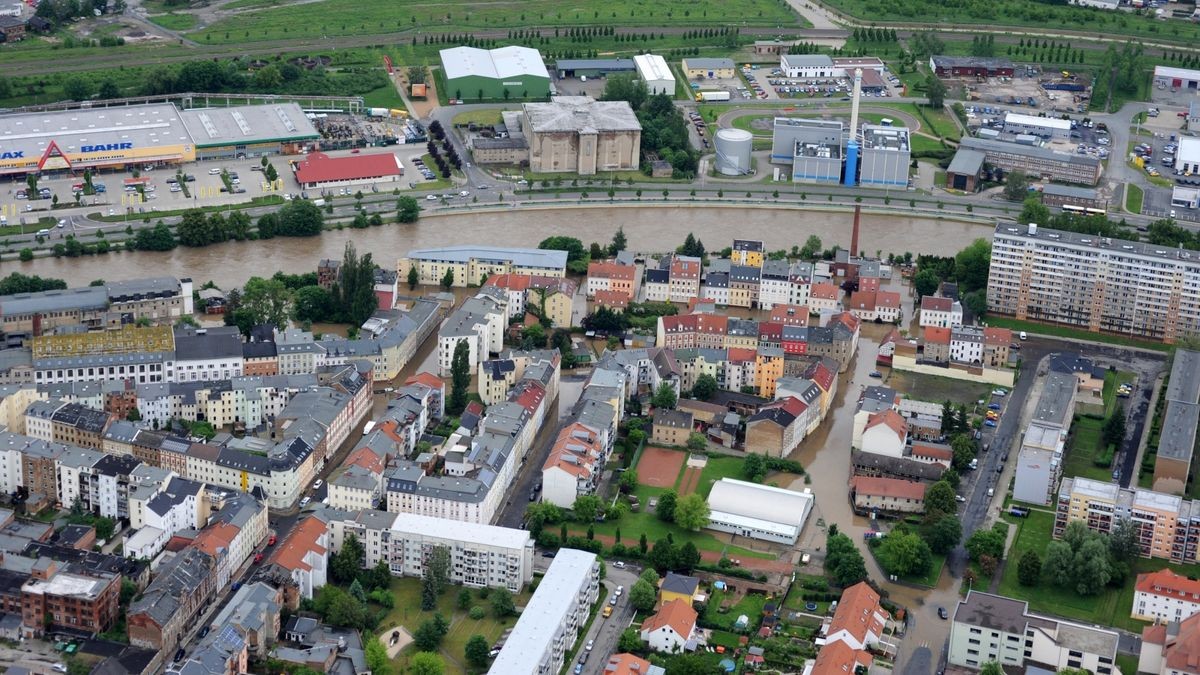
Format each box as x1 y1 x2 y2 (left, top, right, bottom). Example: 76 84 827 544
167 326 245 383
731 239 764 267
656 313 728 351
593 347 680 402
128 547 218 654
919 296 963 329
585 261 638 302
808 282 841 314
542 422 606 508
643 268 670 303
126 472 208 561
668 255 702 303
699 271 730 306
265 515 329 600
745 396 812 457
758 259 795 310
848 290 902 323
774 376 827 436
728 265 761 308
483 274 577 327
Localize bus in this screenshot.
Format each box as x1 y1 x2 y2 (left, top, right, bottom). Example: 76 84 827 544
1061 204 1106 216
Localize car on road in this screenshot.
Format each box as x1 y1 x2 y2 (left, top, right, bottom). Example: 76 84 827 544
987 403 1002 410
299 497 311 508
938 607 949 620
313 479 323 490
992 389 1007 397
268 534 276 546
199 626 210 638
542 551 555 558
609 594 618 606
586 640 594 652
175 648 186 662
868 371 882 378
956 495 966 503
612 561 626 569
459 190 470 197
426 194 439 201
573 665 583 674
255 553 264 563
603 605 613 618
52 665 68 673
615 585 623 596
57 219 66 228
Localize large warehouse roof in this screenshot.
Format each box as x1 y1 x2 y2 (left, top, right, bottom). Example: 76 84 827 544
523 96 641 133
0 104 191 157
440 46 549 80
708 478 813 530
179 103 319 148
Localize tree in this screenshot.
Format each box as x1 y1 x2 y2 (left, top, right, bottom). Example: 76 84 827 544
799 235 822 260
913 268 941 299
651 382 677 410
364 637 391 675
408 652 445 675
1102 412 1126 447
292 285 334 323
600 73 649 109
1108 518 1140 562
923 514 962 555
980 662 1003 675
629 579 657 611
742 453 767 482
825 532 867 586
678 541 701 572
327 242 378 326
277 198 324 236
691 373 718 401
678 233 705 258
538 235 586 262
348 578 366 602
490 588 515 618
1003 170 1030 202
965 523 1006 562
954 239 992 294
1018 196 1051 226
397 195 421 223
97 79 121 100
239 277 293 332
448 340 470 415
407 266 419 290
951 435 977 471
441 267 455 289
924 72 947 108
674 493 710 531
924 480 957 516
1017 550 1042 586
876 531 932 577
656 490 677 522
425 546 451 597
618 627 642 653
1074 537 1112 595
1041 540 1075 587
331 534 364 583
63 75 93 101
686 432 707 451
572 495 603 523
608 226 628 256
465 634 490 668
520 322 546 350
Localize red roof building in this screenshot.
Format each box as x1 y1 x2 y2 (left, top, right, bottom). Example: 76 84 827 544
294 152 403 188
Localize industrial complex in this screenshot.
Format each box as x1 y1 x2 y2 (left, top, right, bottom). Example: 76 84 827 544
439 46 551 101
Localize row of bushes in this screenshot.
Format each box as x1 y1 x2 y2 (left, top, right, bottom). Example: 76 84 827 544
1093 443 1116 468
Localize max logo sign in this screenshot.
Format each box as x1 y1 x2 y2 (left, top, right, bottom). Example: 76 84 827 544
81 142 134 153
0 151 24 159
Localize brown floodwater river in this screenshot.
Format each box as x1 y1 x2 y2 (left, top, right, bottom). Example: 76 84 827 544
13 204 990 288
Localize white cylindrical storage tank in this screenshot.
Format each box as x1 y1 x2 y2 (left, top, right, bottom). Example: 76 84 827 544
714 128 753 176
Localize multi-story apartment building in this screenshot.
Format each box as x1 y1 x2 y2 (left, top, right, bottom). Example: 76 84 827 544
1055 476 1200 563
437 293 507 377
379 513 534 592
989 222 1200 342
1012 369 1077 505
731 239 764 268
265 515 328 600
585 261 638 302
19 567 122 639
128 547 218 653
656 313 728 351
758 259 794 310
808 282 841 314
398 246 568 287
1154 349 1200 494
490 549 600 675
168 326 244 383
949 591 1120 674
728 265 761 308
919 296 963 329
668 255 702 303
542 422 606 508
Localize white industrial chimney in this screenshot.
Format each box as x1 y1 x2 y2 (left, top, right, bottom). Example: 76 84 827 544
849 68 863 138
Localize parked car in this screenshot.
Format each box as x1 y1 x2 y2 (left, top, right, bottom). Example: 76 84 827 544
984 419 997 427
938 607 949 620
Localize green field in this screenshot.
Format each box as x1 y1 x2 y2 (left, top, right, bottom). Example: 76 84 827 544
382 577 533 675
1062 416 1112 483
984 316 1171 353
1126 183 1145 213
189 0 800 44
821 0 1200 45
147 13 199 30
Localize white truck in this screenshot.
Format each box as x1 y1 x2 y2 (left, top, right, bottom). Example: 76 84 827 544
695 91 731 102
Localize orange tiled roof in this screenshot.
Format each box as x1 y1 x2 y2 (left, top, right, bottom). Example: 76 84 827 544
267 515 326 573
641 598 697 638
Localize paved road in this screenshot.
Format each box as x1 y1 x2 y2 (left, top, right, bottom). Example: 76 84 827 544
579 564 639 675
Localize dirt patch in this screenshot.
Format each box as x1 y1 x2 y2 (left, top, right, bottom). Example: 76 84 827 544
637 446 687 488
380 625 412 659
678 453 707 495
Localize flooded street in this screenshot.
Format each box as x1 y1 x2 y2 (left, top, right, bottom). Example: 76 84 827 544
11 206 989 289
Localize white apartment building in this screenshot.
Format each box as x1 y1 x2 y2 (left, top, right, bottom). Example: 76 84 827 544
327 465 383 511
949 327 984 365
490 549 600 674
643 269 670 303
1133 569 1200 623
389 513 533 592
758 260 795 310
0 431 27 494
919 296 964 329
437 294 506 377
166 326 245 383
950 591 1121 675
267 515 328 600
988 222 1200 343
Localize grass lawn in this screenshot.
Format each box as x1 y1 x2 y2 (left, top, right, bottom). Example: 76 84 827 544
1125 183 1145 213
567 511 774 560
886 369 995 406
998 509 1200 633
1062 415 1114 483
984 316 1171 353
451 109 510 127
730 111 909 137
704 588 771 631
383 577 531 675
909 134 947 154
188 0 798 45
692 456 745 497
1102 370 1135 416
147 12 198 30
362 84 406 110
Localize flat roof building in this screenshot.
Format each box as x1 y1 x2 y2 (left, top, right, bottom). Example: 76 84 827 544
1004 112 1071 141
780 54 834 79
929 55 1015 78
488 549 599 675
553 59 635 78
441 46 551 101
178 103 318 160
858 125 910 188
1154 66 1200 91
1153 349 1200 494
682 57 736 79
960 136 1102 186
989 222 1200 342
946 148 986 192
633 54 676 95
399 246 568 287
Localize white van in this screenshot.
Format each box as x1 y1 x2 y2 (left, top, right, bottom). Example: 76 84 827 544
36 228 49 237
1019 331 1028 341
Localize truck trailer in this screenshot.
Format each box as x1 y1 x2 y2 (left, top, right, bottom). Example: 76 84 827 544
695 91 731 102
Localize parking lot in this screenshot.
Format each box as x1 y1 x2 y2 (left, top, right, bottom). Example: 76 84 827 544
0 146 444 230
957 66 1088 114
965 104 1113 161
744 65 903 102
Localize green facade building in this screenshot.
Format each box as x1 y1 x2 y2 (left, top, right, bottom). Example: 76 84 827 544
440 46 551 101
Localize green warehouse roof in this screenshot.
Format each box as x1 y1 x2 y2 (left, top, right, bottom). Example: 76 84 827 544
440 46 550 80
